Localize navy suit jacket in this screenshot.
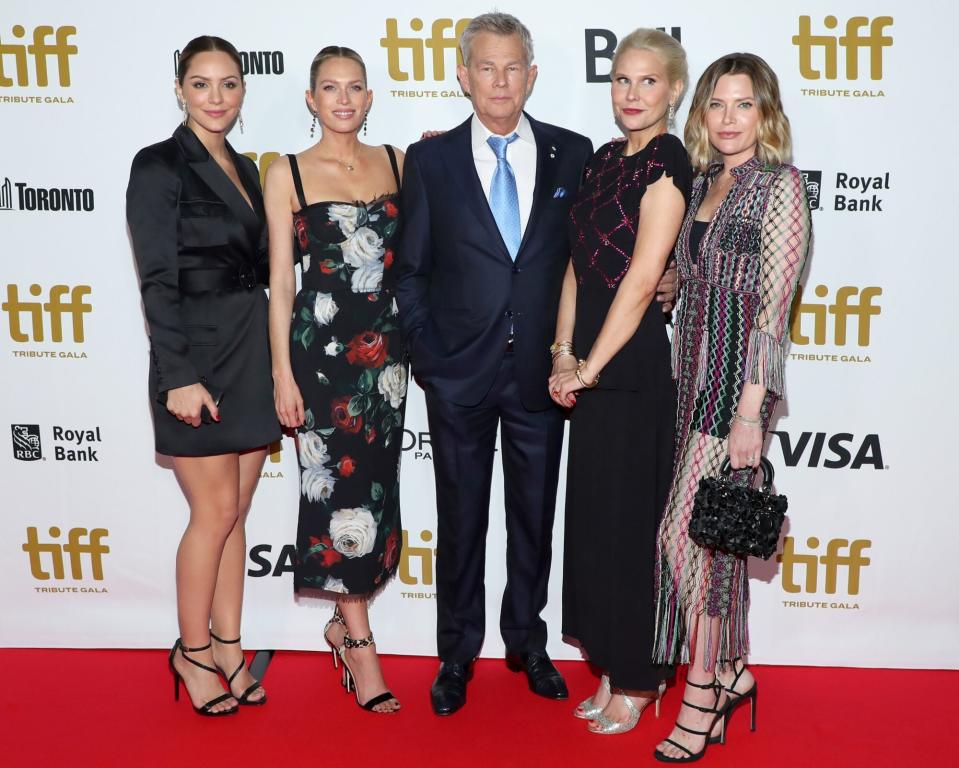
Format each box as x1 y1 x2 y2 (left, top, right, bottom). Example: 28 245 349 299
395 113 593 410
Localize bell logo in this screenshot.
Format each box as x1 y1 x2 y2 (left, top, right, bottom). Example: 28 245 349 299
793 16 893 81
789 285 880 347
585 27 682 83
778 537 870 595
0 25 77 87
380 18 470 81
22 526 109 580
2 284 92 343
399 529 434 585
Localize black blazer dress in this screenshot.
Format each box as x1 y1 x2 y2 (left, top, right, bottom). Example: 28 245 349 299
126 124 280 456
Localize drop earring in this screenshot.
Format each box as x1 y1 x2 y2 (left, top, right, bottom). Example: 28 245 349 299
668 103 675 127
310 112 317 138
363 110 368 136
179 101 189 126
238 110 244 134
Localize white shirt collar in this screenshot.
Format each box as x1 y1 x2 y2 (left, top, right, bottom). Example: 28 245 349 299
471 112 534 151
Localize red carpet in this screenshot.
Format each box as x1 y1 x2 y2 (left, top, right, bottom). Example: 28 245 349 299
0 650 946 767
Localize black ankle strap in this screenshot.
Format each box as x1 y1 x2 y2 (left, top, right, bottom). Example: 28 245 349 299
682 698 721 715
177 639 218 675
685 679 718 690
210 632 240 644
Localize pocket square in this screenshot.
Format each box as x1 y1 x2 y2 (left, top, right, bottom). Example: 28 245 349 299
553 186 567 199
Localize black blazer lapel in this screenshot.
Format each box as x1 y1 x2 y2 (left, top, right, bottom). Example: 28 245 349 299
516 115 559 260
445 117 512 263
174 125 262 260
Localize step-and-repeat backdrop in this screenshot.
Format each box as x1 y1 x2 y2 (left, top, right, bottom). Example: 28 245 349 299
2 1 954 669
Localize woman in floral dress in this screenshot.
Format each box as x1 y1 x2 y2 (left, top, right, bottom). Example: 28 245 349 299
265 46 405 713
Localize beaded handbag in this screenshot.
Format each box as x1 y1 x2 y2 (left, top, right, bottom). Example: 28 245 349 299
688 457 787 560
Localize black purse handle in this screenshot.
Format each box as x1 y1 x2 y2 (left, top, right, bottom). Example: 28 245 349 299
720 456 775 493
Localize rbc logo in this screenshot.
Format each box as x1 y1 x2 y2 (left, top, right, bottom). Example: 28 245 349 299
792 16 893 81
380 18 470 81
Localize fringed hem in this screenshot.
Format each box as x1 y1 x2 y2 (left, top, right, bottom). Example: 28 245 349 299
745 328 786 397
654 560 751 670
294 565 399 607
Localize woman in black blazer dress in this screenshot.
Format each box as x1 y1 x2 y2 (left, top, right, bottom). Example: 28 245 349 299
126 36 280 716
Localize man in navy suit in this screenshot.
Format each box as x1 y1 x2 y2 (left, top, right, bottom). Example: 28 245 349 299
396 12 672 716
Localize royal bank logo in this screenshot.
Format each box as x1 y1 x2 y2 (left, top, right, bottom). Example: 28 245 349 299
11 424 42 461
800 170 821 210
585 27 682 83
789 285 880 364
794 16 892 98
778 536 870 598
173 48 285 77
23 526 109 585
0 175 94 212
770 431 884 470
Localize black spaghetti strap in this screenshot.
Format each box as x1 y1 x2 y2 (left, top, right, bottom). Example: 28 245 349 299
384 145 401 191
287 153 308 210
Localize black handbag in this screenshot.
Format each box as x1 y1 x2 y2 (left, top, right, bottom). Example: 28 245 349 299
688 457 787 560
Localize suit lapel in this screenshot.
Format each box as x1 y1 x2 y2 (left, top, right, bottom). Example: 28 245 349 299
174 125 262 261
446 117 513 264
516 115 558 260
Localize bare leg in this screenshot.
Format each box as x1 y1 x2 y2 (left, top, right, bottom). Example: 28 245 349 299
211 447 268 703
654 616 728 759
171 453 241 713
340 599 400 713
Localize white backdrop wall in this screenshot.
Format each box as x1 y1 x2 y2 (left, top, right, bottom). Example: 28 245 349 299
2 0 955 669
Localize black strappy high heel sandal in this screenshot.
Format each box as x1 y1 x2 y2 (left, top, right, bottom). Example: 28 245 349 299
210 632 266 706
339 633 400 713
654 679 725 763
168 639 239 717
718 658 757 734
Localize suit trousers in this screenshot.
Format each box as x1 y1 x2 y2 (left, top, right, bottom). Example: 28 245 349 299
425 352 564 662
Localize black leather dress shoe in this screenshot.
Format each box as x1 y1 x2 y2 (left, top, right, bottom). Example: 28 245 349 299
506 651 568 700
431 661 471 716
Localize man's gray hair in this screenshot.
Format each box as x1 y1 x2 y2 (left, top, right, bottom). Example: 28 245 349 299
460 12 534 66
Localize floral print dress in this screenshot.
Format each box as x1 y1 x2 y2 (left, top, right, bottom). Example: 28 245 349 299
287 149 406 597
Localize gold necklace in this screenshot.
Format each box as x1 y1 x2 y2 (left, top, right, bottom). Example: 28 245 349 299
321 154 356 172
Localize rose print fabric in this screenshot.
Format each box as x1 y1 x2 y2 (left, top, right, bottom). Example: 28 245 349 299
287 150 406 596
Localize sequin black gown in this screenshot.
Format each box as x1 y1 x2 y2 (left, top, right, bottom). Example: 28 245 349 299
286 148 406 597
561 135 692 690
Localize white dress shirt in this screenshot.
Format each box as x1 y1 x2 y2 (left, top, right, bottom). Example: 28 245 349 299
471 113 536 240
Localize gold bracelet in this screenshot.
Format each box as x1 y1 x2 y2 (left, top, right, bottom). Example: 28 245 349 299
730 412 762 429
575 359 600 389
549 341 575 359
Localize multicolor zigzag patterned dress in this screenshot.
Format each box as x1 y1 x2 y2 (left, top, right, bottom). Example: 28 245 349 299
653 156 811 666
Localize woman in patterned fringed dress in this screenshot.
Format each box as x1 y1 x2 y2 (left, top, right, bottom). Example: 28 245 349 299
266 47 406 714
652 54 811 763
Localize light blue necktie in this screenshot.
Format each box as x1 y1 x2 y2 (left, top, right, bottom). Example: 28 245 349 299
487 133 521 260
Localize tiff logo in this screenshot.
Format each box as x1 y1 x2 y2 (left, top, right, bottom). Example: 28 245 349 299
11 424 42 461
22 526 109 580
778 536 871 595
789 285 881 346
793 16 893 81
399 529 435 585
2 284 92 343
0 25 77 87
380 18 471 81
241 151 281 189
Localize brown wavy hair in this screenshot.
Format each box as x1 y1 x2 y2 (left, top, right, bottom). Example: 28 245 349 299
685 53 792 172
177 36 243 83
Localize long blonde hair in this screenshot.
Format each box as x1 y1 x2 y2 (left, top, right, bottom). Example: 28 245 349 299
685 53 792 172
